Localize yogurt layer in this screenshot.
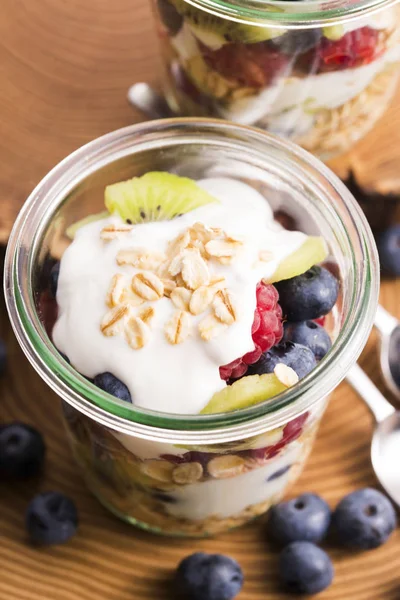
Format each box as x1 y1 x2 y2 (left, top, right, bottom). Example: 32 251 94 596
53 177 307 415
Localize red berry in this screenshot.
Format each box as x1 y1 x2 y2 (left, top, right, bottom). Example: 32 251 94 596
220 282 283 381
200 41 289 88
314 316 326 326
282 412 309 444
319 27 380 70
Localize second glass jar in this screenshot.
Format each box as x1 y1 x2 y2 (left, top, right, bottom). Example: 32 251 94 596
153 0 400 159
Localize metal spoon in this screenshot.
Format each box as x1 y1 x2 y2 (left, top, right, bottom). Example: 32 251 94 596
127 83 173 120
374 304 400 402
346 364 399 507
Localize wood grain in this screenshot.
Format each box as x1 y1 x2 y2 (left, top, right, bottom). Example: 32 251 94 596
1 1 400 598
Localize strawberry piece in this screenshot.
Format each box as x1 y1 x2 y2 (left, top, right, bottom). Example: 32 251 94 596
319 27 381 70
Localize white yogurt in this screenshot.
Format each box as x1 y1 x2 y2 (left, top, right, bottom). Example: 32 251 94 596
53 178 307 415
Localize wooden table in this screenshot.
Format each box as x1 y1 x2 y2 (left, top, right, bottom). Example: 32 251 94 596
1 1 399 598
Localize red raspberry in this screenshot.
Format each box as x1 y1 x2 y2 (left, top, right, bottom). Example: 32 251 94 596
314 316 326 327
220 282 283 381
200 41 289 88
318 27 381 70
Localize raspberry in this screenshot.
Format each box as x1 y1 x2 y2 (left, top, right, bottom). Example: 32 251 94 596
220 282 283 381
318 27 380 70
200 41 289 88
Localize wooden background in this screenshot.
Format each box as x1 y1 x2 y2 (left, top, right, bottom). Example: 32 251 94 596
1 1 400 599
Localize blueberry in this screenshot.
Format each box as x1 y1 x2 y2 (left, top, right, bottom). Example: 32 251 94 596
283 320 332 360
176 552 243 600
377 225 400 276
279 542 334 595
267 465 291 481
275 266 339 321
26 491 78 545
0 423 46 479
268 493 331 545
333 488 396 549
247 342 316 380
49 262 60 298
272 29 322 55
157 0 183 35
93 372 132 403
0 338 6 375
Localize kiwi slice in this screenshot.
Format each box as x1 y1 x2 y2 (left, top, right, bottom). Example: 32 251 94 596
104 172 218 223
201 373 287 414
66 211 109 240
322 25 344 41
267 236 328 284
171 0 284 44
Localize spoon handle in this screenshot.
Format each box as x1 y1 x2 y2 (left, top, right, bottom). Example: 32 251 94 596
374 304 398 336
346 364 395 423
127 83 173 120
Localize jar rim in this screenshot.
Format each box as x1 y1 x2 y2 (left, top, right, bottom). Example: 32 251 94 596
181 0 398 27
4 118 379 443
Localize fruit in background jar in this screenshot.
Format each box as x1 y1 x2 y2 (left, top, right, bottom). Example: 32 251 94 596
201 42 289 88
93 372 132 403
279 542 334 594
322 24 344 41
377 225 400 276
184 54 237 99
319 27 380 69
246 342 317 380
333 488 397 549
268 493 331 545
275 265 339 321
26 491 78 545
272 29 322 55
220 282 283 381
201 370 295 414
176 552 244 600
267 236 327 284
157 0 183 35
283 320 332 360
105 172 217 223
0 423 46 479
170 0 283 44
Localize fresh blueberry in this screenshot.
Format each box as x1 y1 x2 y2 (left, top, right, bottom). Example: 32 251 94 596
176 552 243 600
26 491 78 545
333 488 396 549
49 262 60 298
93 372 132 403
247 342 316 380
0 423 46 479
268 493 331 545
377 225 400 276
283 320 332 360
272 29 322 54
0 338 6 375
279 541 334 595
157 0 183 35
275 266 339 321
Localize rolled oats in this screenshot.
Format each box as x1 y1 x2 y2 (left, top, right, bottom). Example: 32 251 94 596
125 316 151 350
100 224 133 241
116 248 166 271
213 289 237 325
106 273 126 308
170 287 192 311
181 248 210 290
274 363 299 387
172 462 203 484
165 310 192 345
189 286 214 315
131 271 164 301
198 314 227 341
208 455 246 479
100 304 130 336
140 459 175 483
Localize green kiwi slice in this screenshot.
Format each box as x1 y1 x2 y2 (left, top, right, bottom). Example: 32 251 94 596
171 0 284 44
201 373 288 414
267 236 328 284
104 172 218 223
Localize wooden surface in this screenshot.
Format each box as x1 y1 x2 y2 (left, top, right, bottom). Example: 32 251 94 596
1 1 400 599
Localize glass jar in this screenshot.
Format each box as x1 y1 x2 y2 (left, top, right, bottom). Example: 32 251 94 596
153 0 400 160
4 119 378 537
